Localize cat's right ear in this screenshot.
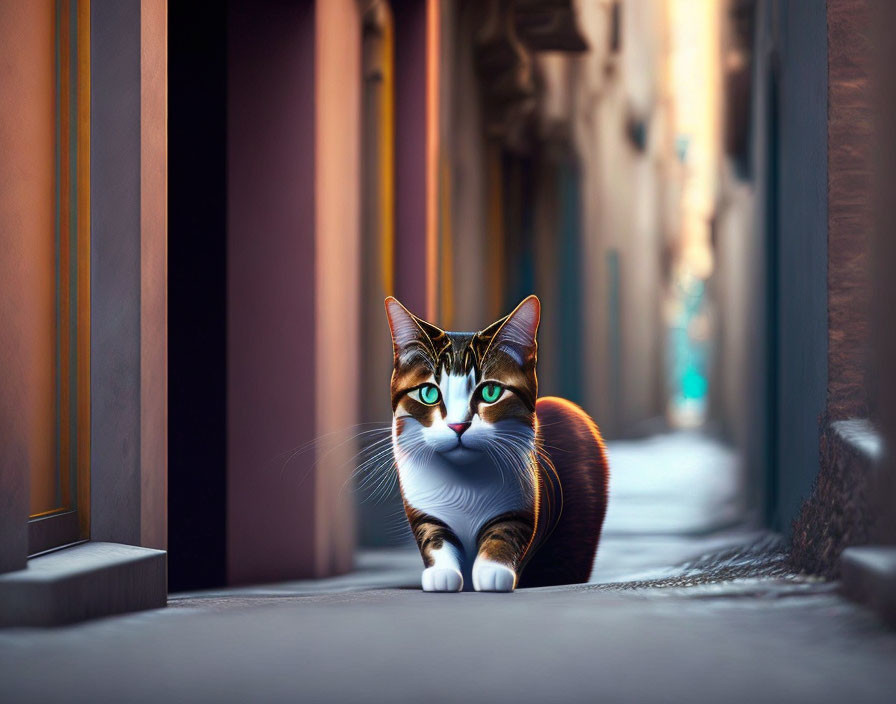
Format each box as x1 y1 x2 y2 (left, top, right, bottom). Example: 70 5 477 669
384 297 434 364
385 297 419 349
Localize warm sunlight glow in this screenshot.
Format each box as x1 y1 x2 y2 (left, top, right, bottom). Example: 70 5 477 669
668 0 720 281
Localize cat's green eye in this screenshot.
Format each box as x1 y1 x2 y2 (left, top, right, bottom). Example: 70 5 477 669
481 383 503 404
418 383 441 405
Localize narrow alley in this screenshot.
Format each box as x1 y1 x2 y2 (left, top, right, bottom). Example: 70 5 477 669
1 1 895 702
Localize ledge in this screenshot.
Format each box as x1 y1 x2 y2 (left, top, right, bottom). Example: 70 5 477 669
0 542 166 627
841 546 896 628
790 418 880 577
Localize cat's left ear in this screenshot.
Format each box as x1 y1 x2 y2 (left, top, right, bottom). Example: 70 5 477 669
384 296 445 367
484 295 540 366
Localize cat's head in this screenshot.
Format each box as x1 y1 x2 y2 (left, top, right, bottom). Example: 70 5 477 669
385 295 540 464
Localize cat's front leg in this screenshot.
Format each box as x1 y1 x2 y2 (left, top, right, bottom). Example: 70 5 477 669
421 543 464 592
406 508 464 592
472 512 535 592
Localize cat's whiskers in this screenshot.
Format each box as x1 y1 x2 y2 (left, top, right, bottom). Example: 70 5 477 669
355 432 434 504
485 432 566 541
271 422 408 511
349 435 427 502
278 423 392 470
508 435 564 537
278 424 394 492
484 436 534 497
487 443 526 494
339 439 395 488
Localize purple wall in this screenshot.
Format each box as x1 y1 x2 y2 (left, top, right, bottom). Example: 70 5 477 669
393 0 429 316
227 0 318 584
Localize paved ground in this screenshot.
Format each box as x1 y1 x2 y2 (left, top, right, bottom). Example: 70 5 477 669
2 432 895 703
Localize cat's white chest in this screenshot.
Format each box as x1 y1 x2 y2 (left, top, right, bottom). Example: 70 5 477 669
397 454 532 559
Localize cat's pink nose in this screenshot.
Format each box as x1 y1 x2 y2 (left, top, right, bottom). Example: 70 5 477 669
448 421 471 437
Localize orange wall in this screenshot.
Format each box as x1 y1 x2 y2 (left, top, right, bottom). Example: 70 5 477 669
315 0 361 576
140 0 168 551
0 0 56 519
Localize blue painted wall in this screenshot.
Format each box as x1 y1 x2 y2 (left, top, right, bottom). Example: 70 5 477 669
770 0 829 532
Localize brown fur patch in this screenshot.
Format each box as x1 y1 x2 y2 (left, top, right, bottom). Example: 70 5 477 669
395 395 440 428
390 367 434 409
475 510 536 573
404 504 464 567
480 359 536 411
478 393 532 424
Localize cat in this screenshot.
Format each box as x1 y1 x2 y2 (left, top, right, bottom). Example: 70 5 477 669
385 294 609 592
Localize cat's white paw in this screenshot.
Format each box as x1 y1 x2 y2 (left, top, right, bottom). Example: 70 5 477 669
421 566 463 592
472 559 516 592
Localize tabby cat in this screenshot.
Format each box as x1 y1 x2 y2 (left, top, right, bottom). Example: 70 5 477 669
385 295 609 592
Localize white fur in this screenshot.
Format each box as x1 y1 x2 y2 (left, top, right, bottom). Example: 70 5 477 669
421 544 464 592
400 466 530 557
394 398 536 591
439 368 476 424
472 558 516 592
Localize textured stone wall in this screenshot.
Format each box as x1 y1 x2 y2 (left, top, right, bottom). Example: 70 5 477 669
790 0 879 574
